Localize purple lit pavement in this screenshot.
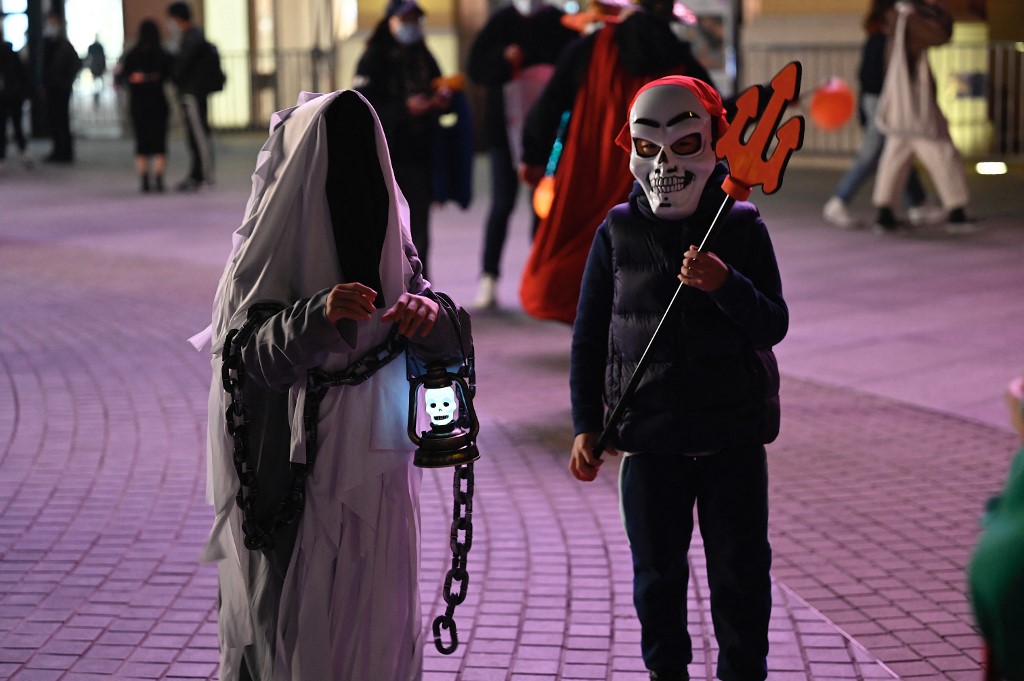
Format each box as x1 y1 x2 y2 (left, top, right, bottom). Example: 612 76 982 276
1 133 1022 680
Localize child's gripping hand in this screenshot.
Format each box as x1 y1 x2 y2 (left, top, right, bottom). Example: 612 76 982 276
679 245 729 292
570 432 620 482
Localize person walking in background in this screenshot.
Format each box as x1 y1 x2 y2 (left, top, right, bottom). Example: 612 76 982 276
517 0 714 324
167 1 214 191
466 0 577 309
353 0 451 279
0 20 32 170
570 78 786 681
872 0 972 233
121 20 172 193
86 35 106 108
41 11 81 164
822 0 938 230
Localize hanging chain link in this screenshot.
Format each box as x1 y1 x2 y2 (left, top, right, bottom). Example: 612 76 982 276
222 307 406 552
432 462 475 654
223 301 475 656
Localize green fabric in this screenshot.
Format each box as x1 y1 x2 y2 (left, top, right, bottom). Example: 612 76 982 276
970 446 1024 681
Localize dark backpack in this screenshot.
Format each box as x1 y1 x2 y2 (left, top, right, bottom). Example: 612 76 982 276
193 40 226 94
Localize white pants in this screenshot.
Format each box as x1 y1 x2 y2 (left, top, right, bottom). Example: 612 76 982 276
872 133 969 210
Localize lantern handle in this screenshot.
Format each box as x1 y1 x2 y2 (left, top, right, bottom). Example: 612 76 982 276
425 289 476 395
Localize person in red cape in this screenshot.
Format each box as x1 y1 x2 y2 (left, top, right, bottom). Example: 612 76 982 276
517 0 713 324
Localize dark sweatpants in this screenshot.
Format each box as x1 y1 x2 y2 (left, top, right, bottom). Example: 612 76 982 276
620 445 772 681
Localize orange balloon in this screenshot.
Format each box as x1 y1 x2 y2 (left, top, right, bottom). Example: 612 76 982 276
532 175 556 219
810 77 855 130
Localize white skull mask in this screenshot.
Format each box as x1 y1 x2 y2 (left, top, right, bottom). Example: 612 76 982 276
627 84 716 220
425 386 457 427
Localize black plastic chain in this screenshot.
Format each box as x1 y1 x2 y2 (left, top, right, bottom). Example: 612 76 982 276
222 307 407 552
432 462 475 654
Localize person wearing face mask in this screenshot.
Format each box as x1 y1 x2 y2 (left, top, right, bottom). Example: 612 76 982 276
40 11 81 164
465 0 577 309
569 77 787 681
353 0 450 280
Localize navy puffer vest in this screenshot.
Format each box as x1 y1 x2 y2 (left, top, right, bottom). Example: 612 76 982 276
604 194 781 454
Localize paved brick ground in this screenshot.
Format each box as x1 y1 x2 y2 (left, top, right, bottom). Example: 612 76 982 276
1 131 1022 680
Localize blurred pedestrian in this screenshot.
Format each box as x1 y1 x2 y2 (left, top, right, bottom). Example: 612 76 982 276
872 0 972 233
0 20 32 170
969 373 1024 681
822 0 938 230
201 89 470 680
569 78 786 681
41 11 81 164
167 1 214 190
353 0 451 280
86 35 106 108
121 20 172 193
466 0 577 309
518 0 714 323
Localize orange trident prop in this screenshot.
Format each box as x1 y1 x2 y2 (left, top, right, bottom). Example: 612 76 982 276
716 62 805 201
592 63 805 461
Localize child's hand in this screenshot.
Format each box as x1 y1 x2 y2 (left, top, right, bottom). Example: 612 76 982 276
326 283 378 323
382 292 439 337
679 245 729 292
570 432 619 482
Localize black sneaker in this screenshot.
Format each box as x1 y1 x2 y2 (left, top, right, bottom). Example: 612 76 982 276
650 671 689 681
872 207 900 234
944 207 978 234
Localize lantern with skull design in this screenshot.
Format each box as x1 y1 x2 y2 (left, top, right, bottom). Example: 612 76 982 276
626 84 718 220
408 363 480 468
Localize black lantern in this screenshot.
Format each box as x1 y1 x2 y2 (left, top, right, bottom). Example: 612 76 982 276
407 362 479 468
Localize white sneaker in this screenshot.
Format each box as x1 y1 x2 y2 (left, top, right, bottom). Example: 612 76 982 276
907 205 945 226
473 274 498 309
823 197 861 229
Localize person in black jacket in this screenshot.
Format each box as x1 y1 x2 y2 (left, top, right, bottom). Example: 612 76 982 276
0 23 32 168
466 0 577 308
570 78 787 681
354 0 451 279
41 11 81 164
121 19 173 192
167 1 213 190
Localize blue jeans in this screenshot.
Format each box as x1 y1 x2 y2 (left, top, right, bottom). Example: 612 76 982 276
833 94 925 207
620 445 771 681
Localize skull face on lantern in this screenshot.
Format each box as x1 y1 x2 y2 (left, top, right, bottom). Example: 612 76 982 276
627 84 717 220
408 363 479 468
424 385 457 431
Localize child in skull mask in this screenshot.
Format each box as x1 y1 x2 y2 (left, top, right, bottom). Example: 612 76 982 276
568 77 788 681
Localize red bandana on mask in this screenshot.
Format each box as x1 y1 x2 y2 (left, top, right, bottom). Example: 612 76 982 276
615 76 729 153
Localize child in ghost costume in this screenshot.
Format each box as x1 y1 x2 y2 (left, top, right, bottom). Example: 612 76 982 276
568 77 787 681
197 90 469 680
